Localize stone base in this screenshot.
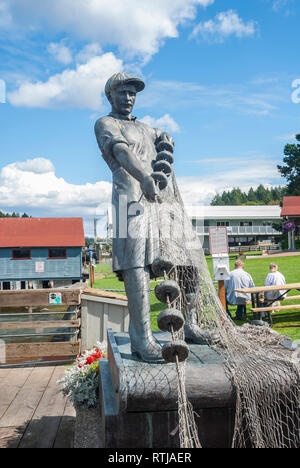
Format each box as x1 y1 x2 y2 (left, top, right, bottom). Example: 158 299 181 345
99 329 236 448
74 406 103 448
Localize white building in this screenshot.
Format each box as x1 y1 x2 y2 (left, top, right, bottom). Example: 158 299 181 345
185 205 282 253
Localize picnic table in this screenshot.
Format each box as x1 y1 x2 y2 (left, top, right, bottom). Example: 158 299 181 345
234 282 300 324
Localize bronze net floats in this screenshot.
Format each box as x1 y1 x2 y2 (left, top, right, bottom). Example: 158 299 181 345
151 139 174 191
162 340 189 363
156 140 174 153
151 171 168 190
155 280 181 304
157 308 185 333
153 160 172 177
156 150 174 165
151 256 174 277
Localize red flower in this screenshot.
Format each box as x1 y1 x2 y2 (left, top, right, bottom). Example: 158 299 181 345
85 356 94 365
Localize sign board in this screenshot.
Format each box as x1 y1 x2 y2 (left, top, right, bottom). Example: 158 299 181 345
209 227 229 255
49 292 62 305
35 261 45 273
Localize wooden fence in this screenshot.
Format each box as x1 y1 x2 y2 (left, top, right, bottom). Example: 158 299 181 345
0 289 81 367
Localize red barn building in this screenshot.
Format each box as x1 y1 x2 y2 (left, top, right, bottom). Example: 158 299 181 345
0 217 85 290
281 197 300 250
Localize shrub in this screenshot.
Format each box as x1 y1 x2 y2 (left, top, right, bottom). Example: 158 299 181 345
57 343 106 409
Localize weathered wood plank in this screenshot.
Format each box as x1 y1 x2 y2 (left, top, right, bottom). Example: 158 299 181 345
235 282 300 294
0 289 81 307
19 367 70 448
53 399 76 449
0 368 33 420
0 319 81 331
0 368 13 379
83 287 127 302
251 305 300 313
282 295 300 301
5 341 81 359
0 367 55 429
0 427 24 449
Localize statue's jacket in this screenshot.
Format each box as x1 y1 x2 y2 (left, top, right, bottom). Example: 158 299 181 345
95 113 198 277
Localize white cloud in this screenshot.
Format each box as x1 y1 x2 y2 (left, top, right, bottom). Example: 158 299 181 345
272 0 293 12
0 158 112 219
15 158 55 174
0 155 284 235
48 41 73 64
0 1 12 28
75 43 102 64
140 114 180 133
5 0 214 58
8 52 123 110
276 133 297 141
177 158 283 205
190 10 257 42
139 79 281 116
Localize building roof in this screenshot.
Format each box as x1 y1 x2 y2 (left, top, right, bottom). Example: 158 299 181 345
281 196 300 217
185 205 282 220
0 218 85 248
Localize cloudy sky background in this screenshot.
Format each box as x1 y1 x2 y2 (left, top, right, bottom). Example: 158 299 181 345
0 0 300 236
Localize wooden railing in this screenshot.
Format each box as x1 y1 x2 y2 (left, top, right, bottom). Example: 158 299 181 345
0 288 81 367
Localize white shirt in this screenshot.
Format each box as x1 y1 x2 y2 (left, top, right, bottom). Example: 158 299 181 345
264 271 286 301
225 268 255 305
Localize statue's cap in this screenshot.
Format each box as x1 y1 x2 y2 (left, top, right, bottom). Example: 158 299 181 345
105 73 145 99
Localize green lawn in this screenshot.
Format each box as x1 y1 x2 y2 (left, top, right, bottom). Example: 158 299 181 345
93 256 300 342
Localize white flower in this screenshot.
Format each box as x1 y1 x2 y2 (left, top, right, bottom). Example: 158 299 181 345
57 342 106 409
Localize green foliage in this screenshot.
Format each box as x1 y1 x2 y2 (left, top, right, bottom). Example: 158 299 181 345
85 237 95 247
0 211 30 218
278 134 300 196
210 185 286 206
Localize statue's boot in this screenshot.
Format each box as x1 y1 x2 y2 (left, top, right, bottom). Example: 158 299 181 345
184 294 220 345
123 267 163 363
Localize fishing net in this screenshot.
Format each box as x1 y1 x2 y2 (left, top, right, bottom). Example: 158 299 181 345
144 169 300 449
97 106 300 449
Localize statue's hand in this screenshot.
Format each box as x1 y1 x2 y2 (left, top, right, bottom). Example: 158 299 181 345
140 175 157 202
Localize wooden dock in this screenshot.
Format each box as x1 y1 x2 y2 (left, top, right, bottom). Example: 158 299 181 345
0 366 75 448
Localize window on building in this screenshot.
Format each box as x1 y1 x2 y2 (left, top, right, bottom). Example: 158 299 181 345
12 248 31 259
217 222 229 227
48 248 67 259
240 222 252 227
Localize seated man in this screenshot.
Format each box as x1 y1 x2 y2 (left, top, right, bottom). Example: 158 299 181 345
225 260 255 320
264 263 286 312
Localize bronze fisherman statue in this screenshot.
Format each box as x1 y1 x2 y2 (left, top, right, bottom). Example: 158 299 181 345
95 73 207 362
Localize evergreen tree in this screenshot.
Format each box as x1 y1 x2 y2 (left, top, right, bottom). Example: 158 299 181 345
278 134 300 196
210 185 285 206
211 194 224 205
255 184 267 203
247 187 257 203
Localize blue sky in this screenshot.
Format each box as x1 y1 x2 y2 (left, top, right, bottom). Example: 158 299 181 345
0 0 299 235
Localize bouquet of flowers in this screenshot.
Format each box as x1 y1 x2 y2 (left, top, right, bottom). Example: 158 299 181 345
283 221 296 233
58 343 106 409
